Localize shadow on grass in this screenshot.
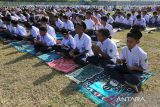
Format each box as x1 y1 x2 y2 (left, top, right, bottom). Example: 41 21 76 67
32 61 46 67
5 53 34 65
1 45 12 50
60 81 79 97
33 70 60 86
5 51 19 56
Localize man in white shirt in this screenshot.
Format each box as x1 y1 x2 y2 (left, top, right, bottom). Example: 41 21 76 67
142 10 150 25
54 15 64 32
41 16 57 40
34 26 56 55
0 17 14 40
133 15 146 30
113 11 124 28
53 29 75 57
69 22 93 65
105 29 148 92
24 22 40 43
98 16 114 37
62 15 74 31
11 20 27 41
122 13 133 29
87 29 118 66
107 13 114 24
149 11 160 27
84 11 95 36
131 10 137 23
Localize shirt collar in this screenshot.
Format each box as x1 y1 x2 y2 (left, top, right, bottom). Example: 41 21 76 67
128 45 138 52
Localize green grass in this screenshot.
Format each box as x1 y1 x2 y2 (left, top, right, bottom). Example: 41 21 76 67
0 30 160 107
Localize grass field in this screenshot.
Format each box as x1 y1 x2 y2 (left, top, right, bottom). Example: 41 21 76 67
0 30 160 107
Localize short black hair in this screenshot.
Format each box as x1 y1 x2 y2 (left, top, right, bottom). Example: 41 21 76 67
76 21 86 30
101 16 108 22
127 13 131 17
136 15 141 19
61 28 69 35
127 28 142 40
11 20 18 25
86 11 92 15
39 26 47 32
63 15 68 20
41 16 48 23
97 29 110 38
24 22 32 28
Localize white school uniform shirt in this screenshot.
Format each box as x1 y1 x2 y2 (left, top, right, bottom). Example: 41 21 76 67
63 20 74 31
46 24 56 40
142 14 150 23
74 33 93 56
55 18 64 29
115 15 124 23
120 45 148 70
39 33 56 46
5 24 14 33
30 26 40 38
134 18 146 27
123 17 133 26
131 14 137 21
98 23 114 37
13 25 27 37
96 38 118 63
107 16 114 24
84 18 95 30
61 35 75 49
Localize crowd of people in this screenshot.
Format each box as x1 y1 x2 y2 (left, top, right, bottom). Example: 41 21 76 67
0 6 150 92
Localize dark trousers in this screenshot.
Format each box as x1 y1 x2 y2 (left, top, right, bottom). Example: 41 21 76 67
132 25 146 30
86 55 114 67
112 22 123 28
34 44 53 53
52 45 71 57
104 64 142 85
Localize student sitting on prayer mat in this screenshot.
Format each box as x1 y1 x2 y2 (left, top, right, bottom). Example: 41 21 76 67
104 28 148 93
86 29 118 67
40 16 57 40
11 20 27 41
53 29 75 57
0 16 14 40
24 22 40 43
69 22 93 65
34 26 56 56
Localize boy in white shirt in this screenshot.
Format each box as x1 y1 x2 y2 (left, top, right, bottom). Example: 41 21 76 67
53 29 75 57
54 15 64 32
122 13 133 29
0 17 13 40
34 26 56 55
133 15 146 30
87 29 118 67
41 16 57 40
149 11 160 27
113 11 124 28
98 16 114 38
69 22 93 65
11 20 27 41
62 15 74 31
84 11 95 36
24 22 40 43
105 29 148 92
